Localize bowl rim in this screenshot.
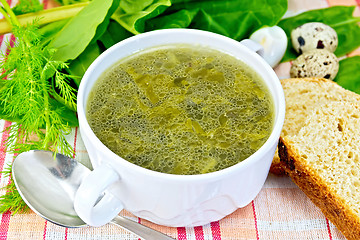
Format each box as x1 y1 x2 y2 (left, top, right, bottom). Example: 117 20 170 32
77 28 285 182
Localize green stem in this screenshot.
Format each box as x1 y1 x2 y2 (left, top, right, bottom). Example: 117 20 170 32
0 0 20 26
0 2 90 35
41 74 52 150
0 7 12 25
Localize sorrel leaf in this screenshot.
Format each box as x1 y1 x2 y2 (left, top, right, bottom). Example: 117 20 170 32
112 0 171 34
334 56 360 94
146 0 287 40
49 0 119 62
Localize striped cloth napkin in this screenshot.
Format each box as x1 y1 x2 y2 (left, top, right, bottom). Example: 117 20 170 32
1 0 359 239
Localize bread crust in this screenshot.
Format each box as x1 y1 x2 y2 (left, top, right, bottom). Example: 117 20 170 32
269 149 287 175
281 77 341 86
278 137 360 240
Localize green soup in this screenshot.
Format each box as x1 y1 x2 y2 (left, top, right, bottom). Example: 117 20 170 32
86 44 274 175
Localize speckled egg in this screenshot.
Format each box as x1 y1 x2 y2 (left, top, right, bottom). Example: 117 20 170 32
290 49 339 80
291 22 338 54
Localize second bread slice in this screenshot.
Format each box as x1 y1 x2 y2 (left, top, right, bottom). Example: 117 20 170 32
278 101 360 240
270 78 360 175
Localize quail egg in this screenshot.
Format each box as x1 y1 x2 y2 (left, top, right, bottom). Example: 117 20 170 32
291 22 338 54
290 49 339 80
250 26 288 67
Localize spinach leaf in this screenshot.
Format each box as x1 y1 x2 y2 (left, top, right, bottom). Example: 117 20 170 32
112 0 287 41
146 0 288 40
334 56 360 94
49 0 119 62
39 19 70 46
98 19 133 49
91 0 121 44
145 8 198 29
49 98 79 127
112 0 171 34
67 43 102 83
278 6 360 62
66 21 134 80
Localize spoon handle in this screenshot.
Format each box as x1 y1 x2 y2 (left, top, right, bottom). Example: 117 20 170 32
110 215 176 240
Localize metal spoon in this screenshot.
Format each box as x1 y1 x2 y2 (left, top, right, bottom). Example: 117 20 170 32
12 150 175 240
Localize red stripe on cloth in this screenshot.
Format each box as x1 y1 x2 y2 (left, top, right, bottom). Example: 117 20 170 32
0 211 11 239
0 176 13 240
72 127 78 159
43 0 49 9
0 0 14 234
5 35 16 56
194 226 204 240
64 128 79 240
251 201 260 240
0 163 14 239
325 218 333 240
210 221 222 240
177 227 187 240
137 218 141 240
43 220 47 240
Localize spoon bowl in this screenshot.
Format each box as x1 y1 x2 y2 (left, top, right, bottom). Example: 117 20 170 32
12 150 175 239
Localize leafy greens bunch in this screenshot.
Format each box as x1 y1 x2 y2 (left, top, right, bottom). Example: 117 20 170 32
0 0 82 212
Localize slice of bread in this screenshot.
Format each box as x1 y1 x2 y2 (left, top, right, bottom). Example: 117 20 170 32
270 78 360 175
278 101 360 240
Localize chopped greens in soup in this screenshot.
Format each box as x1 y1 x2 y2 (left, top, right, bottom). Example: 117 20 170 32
86 44 274 175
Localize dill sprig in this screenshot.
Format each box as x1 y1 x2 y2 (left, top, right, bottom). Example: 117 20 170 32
0 0 78 212
0 23 75 155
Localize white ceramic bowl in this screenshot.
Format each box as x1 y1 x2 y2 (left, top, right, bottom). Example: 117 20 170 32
75 29 285 227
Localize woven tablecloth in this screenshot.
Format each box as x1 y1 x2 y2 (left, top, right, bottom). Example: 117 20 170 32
1 0 360 239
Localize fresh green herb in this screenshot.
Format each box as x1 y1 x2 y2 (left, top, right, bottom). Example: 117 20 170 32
69 20 133 79
112 0 288 40
49 0 119 62
44 0 119 104
278 6 360 62
0 0 81 213
0 0 77 154
97 19 133 49
334 56 360 94
66 43 102 84
112 0 171 35
0 2 89 35
148 0 288 40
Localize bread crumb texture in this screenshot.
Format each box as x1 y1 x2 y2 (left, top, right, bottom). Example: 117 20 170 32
270 78 360 175
289 102 360 216
281 78 360 137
